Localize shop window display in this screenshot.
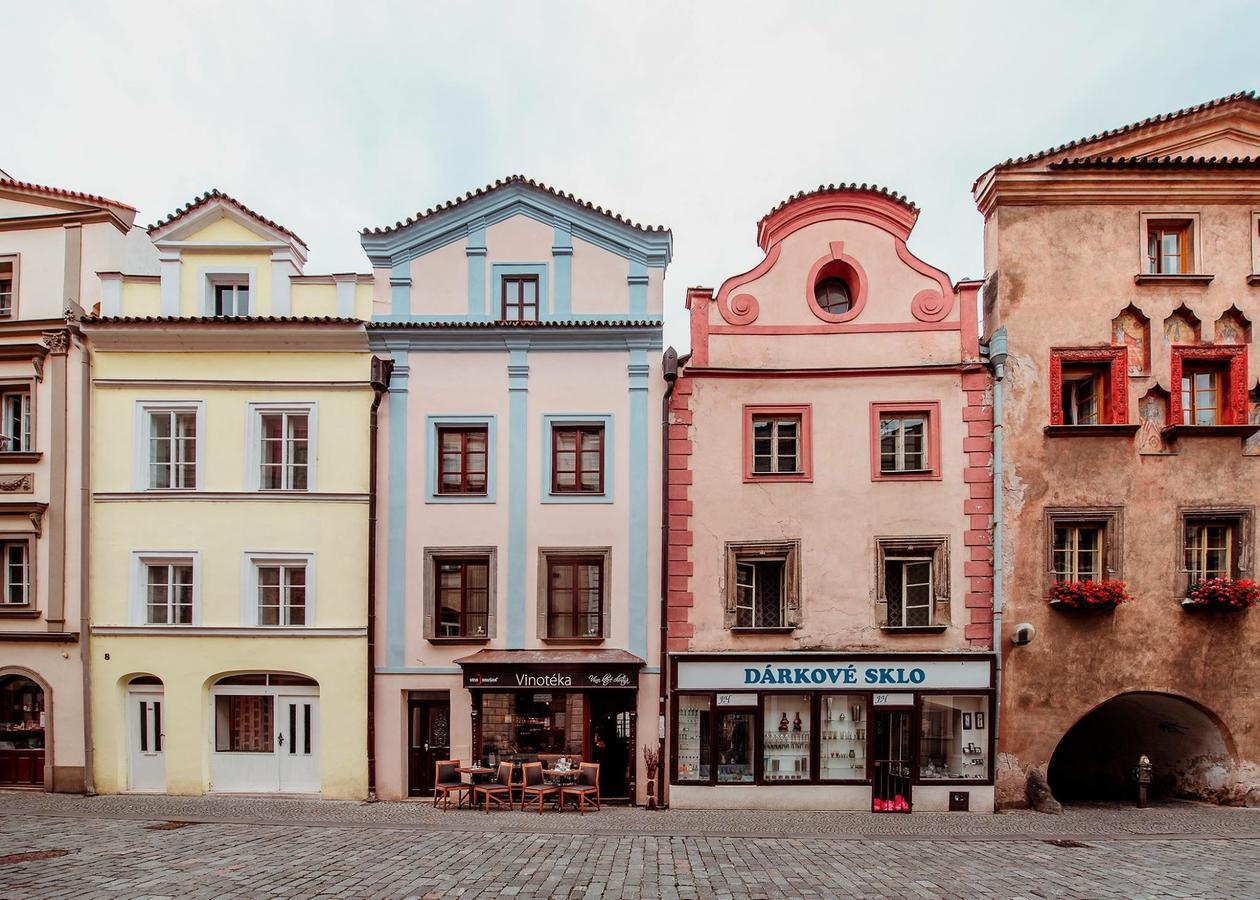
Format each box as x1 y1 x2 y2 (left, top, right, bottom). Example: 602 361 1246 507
676 695 711 782
480 692 585 763
919 695 989 780
716 709 754 783
819 694 866 780
762 693 810 782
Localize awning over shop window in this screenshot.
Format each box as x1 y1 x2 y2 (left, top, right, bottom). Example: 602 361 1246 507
454 648 644 690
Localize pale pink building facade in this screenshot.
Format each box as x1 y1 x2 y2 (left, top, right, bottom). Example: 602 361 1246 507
364 178 669 804
665 186 996 811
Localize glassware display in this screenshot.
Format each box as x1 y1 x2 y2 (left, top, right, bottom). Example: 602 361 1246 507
918 694 990 780
676 695 711 781
819 694 866 780
762 694 810 782
717 710 755 783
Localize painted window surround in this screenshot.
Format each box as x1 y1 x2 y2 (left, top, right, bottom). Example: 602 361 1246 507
1042 507 1123 595
1047 347 1131 429
541 414 614 503
244 401 317 492
425 414 497 503
1176 505 1253 596
129 550 202 626
422 545 498 643
535 545 612 642
874 536 950 631
240 551 316 627
0 534 35 612
492 263 549 320
1169 344 1248 427
200 267 256 316
869 401 942 482
1135 211 1208 282
132 400 206 491
743 404 812 483
0 378 37 457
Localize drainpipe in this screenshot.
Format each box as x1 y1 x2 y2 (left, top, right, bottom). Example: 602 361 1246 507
987 327 1008 748
76 326 95 796
657 346 681 809
366 355 393 802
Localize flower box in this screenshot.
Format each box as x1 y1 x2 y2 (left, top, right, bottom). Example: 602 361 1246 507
1182 577 1260 611
1048 579 1130 610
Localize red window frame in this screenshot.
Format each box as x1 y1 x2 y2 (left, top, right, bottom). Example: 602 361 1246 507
551 425 604 494
434 557 490 639
1170 345 1248 426
546 556 604 639
1048 347 1129 425
437 426 488 495
869 401 942 482
501 275 540 322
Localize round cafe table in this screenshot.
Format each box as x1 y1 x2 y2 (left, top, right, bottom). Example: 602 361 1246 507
544 770 579 786
456 766 495 809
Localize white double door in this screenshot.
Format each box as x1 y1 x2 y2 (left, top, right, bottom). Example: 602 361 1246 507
127 688 166 792
210 689 319 794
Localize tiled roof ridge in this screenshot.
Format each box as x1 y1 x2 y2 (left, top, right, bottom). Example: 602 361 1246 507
361 175 670 236
366 318 662 329
1051 153 1260 168
0 177 136 212
84 315 360 325
758 182 919 225
147 188 309 249
990 90 1260 172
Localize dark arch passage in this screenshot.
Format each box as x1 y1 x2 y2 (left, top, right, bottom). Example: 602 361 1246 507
1048 692 1233 802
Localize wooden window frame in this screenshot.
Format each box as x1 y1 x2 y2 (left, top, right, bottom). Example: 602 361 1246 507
875 536 950 632
1047 348 1130 430
734 556 787 629
1043 507 1123 594
433 557 491 640
743 405 812 483
536 547 611 643
1051 524 1104 582
1178 506 1253 596
1146 219 1194 274
723 540 801 632
0 381 33 454
436 425 489 496
869 402 941 481
423 546 497 643
1251 211 1260 280
1169 345 1249 430
550 424 605 495
501 274 540 322
545 555 605 640
0 254 18 319
0 536 33 609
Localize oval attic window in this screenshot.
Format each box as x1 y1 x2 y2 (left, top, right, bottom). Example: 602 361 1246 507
814 277 852 315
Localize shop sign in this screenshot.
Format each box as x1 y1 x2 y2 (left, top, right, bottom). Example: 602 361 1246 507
872 693 914 706
464 665 639 690
675 657 990 692
716 693 758 707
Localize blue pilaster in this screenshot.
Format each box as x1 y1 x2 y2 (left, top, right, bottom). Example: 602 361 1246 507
552 222 573 318
627 347 650 660
385 350 411 667
466 222 487 318
628 260 649 317
506 341 530 648
390 264 411 318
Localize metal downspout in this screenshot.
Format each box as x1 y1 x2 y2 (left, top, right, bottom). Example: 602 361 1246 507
366 356 393 802
988 327 1008 748
77 328 94 795
657 347 680 809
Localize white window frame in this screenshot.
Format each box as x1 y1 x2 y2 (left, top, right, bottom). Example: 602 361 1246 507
1185 523 1233 583
129 551 201 626
0 254 18 319
734 556 786 629
134 400 205 491
1052 524 1104 582
887 557 933 627
0 538 31 606
750 416 801 475
201 269 255 317
245 402 317 492
879 413 928 472
242 552 315 628
0 386 31 453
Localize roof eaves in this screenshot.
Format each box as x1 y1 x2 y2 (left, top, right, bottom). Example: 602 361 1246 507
146 189 310 250
0 177 136 213
757 182 919 227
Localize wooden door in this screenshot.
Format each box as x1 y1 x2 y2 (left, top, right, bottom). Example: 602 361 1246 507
407 698 450 797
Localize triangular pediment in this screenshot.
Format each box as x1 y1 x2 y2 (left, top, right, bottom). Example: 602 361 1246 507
148 190 308 263
0 178 137 230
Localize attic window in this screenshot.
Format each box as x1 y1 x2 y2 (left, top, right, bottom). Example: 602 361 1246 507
214 281 250 317
814 277 851 315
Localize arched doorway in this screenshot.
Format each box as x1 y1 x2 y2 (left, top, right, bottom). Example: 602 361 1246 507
125 675 165 792
0 673 47 787
1048 692 1233 802
208 673 319 794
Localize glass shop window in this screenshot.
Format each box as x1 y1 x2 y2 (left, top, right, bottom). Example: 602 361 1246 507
762 693 810 782
716 709 754 783
676 695 711 783
214 695 274 753
820 694 866 781
919 695 989 781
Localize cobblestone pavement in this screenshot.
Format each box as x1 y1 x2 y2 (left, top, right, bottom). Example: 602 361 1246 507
1 795 1258 898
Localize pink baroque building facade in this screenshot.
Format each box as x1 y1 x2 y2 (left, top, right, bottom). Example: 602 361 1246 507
977 91 1260 807
665 185 995 812
363 177 669 804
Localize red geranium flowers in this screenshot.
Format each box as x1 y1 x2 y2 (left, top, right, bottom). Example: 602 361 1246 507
1049 580 1131 609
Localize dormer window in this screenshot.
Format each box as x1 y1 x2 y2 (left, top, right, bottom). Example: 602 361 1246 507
213 281 250 317
501 275 539 322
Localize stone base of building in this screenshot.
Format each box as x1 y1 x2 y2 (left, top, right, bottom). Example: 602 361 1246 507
669 783 994 812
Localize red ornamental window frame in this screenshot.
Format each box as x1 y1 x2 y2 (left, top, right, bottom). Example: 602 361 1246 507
1048 347 1130 426
1170 345 1248 426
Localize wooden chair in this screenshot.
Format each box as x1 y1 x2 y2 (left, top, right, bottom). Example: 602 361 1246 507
473 762 515 813
433 759 471 810
517 761 558 814
559 762 601 814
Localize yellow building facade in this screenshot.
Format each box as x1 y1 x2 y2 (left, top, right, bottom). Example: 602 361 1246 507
86 192 374 798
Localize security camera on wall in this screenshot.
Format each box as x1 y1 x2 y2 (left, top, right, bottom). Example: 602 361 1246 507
1011 623 1036 646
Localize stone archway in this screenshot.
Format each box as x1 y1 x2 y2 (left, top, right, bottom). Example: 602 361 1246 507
1048 692 1234 802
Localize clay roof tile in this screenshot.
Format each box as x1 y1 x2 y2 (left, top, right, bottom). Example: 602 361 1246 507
147 188 309 249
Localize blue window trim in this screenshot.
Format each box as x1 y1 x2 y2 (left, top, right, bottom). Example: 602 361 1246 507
541 413 614 504
491 263 549 321
425 414 498 504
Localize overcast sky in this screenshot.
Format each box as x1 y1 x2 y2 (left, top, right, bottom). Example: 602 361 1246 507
7 1 1257 348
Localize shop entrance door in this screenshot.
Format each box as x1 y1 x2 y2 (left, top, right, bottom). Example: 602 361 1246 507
277 695 319 794
588 692 634 801
408 697 451 798
872 709 913 812
126 688 165 792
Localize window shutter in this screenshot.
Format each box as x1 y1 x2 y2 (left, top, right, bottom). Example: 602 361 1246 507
933 544 951 625
785 545 801 627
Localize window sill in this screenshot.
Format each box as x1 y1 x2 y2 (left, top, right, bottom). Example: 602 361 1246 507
427 636 491 645
0 607 39 618
743 474 813 484
1044 424 1141 437
0 452 41 463
1249 274 1260 286
879 625 948 634
1161 424 1260 440
539 636 606 645
1048 599 1119 612
871 470 942 482
729 627 797 634
1133 273 1214 285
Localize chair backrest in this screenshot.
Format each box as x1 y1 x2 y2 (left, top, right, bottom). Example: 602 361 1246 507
522 761 544 787
496 762 514 785
578 762 600 787
436 759 461 786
